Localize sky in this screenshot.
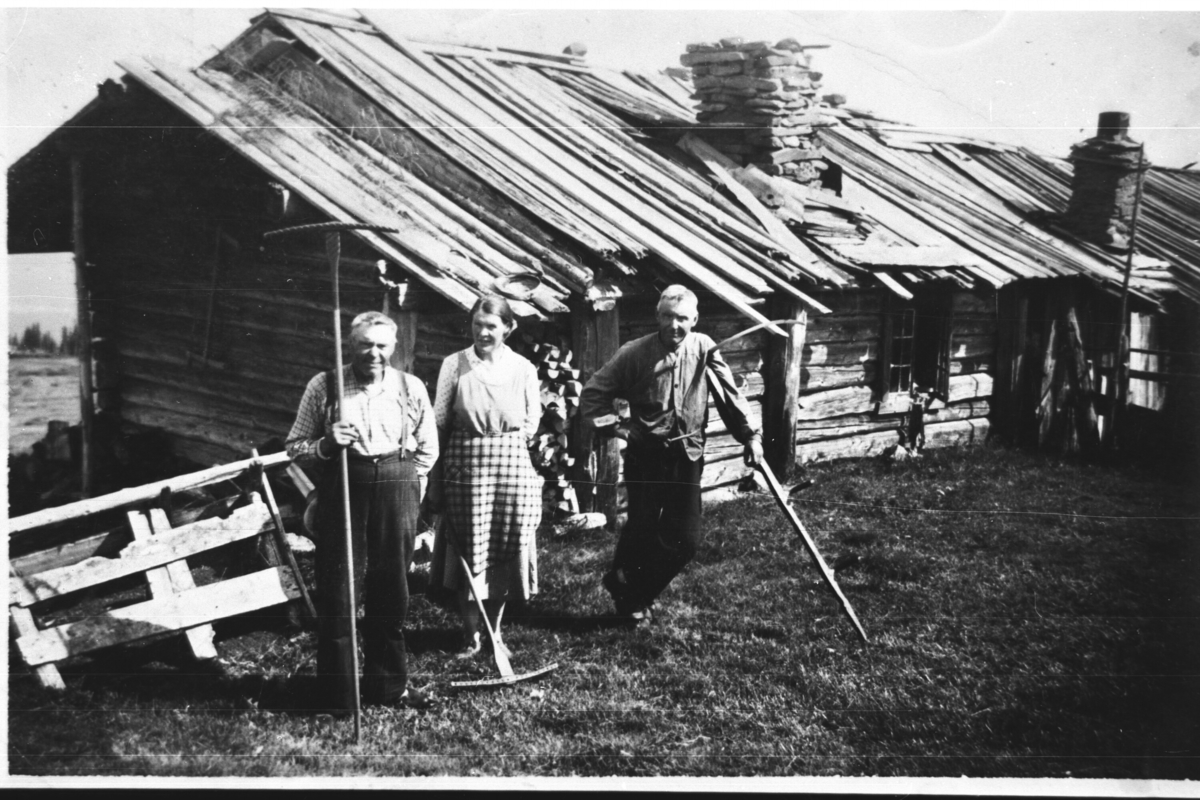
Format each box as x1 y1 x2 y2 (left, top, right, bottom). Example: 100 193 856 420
3 4 1199 335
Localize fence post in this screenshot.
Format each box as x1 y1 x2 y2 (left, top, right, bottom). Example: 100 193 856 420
763 296 806 477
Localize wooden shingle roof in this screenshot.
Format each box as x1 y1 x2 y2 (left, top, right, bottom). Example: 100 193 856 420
107 9 855 330
807 107 1199 307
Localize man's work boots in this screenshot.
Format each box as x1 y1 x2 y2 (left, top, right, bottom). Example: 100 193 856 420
602 569 654 627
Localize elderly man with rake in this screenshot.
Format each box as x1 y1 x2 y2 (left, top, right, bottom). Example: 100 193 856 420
581 285 764 626
287 310 439 714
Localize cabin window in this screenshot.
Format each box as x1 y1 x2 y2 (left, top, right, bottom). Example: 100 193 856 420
1127 311 1166 411
887 306 917 394
880 289 952 401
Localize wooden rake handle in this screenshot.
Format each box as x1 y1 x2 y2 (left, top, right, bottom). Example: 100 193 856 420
437 515 514 678
456 551 515 679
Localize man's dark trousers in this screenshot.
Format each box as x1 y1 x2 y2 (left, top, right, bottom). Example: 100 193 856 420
611 440 704 610
316 452 418 710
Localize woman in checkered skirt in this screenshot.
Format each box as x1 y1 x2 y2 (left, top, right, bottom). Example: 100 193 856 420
428 295 542 657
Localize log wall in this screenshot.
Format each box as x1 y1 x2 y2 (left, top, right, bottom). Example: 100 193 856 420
82 99 462 467
792 287 995 465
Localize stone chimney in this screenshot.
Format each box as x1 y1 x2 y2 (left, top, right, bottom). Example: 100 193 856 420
1064 112 1147 249
680 37 825 189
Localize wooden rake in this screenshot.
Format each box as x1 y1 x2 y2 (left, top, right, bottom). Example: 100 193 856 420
439 517 558 689
262 221 399 742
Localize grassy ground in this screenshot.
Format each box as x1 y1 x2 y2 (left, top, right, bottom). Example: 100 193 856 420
8 355 79 455
9 444 1199 779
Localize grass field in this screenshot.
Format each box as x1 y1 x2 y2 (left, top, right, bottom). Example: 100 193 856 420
8 355 79 455
8 444 1199 780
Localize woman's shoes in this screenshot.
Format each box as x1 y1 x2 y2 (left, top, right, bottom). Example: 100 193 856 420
454 631 483 659
454 630 514 659
389 686 440 710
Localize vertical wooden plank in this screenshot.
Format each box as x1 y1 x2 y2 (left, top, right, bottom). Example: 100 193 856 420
934 288 953 400
878 290 895 399
993 286 1013 440
129 509 219 660
995 284 1030 443
763 296 806 476
1065 306 1100 453
8 601 66 690
386 301 418 375
570 303 598 514
1037 318 1059 448
1014 289 1029 442
570 300 621 525
1015 292 1033 446
71 154 95 498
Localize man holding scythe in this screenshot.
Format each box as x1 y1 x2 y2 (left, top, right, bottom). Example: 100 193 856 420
581 285 764 626
286 310 439 713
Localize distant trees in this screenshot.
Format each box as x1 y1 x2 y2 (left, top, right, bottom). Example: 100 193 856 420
59 325 81 356
20 322 47 351
9 323 80 355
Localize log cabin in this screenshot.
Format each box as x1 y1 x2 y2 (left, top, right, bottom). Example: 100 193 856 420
9 10 1199 521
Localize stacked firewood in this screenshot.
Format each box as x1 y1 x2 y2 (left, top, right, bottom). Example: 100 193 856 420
523 335 584 517
681 37 825 187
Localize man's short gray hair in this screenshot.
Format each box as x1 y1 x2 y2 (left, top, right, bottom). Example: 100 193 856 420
657 284 698 315
349 310 397 342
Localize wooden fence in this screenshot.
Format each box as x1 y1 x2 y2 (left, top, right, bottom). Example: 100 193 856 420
8 452 310 690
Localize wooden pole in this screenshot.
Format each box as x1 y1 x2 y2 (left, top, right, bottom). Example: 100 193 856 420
570 303 622 525
9 452 290 535
763 297 807 476
70 155 95 499
758 460 869 644
251 449 318 622
326 231 362 744
1106 144 1147 452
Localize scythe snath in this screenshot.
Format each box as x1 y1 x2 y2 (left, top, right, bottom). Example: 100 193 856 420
693 318 871 643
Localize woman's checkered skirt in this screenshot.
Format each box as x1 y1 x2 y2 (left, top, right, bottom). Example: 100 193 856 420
441 430 542 597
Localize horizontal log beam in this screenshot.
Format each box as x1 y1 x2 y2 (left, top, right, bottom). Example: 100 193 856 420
9 452 289 535
947 372 994 403
701 451 755 489
924 418 991 448
802 363 876 392
797 385 877 419
796 429 898 464
796 417 900 444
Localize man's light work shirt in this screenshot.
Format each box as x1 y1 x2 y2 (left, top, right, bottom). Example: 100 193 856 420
286 365 438 476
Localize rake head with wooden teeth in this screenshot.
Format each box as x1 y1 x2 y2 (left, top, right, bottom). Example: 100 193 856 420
450 662 559 690
441 517 560 690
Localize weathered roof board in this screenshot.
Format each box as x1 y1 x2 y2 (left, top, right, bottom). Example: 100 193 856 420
812 107 1199 307
108 10 860 332
11 10 1197 315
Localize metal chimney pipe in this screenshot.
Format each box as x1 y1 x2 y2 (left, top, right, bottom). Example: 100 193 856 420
1097 111 1131 141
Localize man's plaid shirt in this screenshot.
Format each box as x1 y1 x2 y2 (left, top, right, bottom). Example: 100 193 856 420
285 365 438 476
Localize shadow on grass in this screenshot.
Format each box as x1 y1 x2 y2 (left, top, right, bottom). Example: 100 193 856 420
509 606 641 636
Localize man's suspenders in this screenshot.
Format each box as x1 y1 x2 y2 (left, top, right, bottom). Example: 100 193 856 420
324 368 411 450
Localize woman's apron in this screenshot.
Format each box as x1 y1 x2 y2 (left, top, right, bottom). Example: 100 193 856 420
435 351 541 599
